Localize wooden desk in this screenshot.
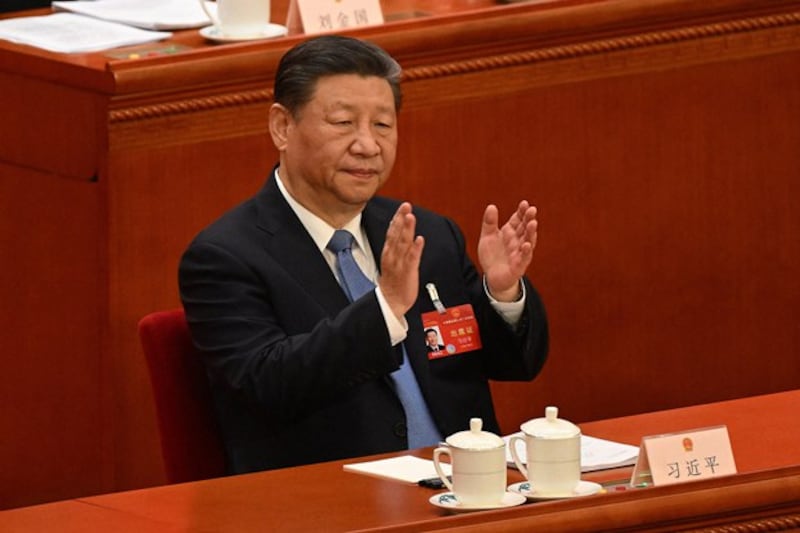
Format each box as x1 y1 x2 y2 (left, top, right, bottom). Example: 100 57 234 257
2 0 800 508
2 390 798 531
0 500 185 533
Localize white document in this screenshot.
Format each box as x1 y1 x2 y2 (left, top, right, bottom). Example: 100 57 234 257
343 455 451 484
0 13 171 53
504 433 640 473
53 0 211 30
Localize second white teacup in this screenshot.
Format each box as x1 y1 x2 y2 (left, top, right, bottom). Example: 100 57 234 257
509 406 581 496
200 0 271 38
432 418 507 507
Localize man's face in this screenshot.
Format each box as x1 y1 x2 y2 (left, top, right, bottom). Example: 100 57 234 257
278 74 398 225
426 331 438 345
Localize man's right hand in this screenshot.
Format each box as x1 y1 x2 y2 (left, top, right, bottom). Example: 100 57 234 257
378 202 424 321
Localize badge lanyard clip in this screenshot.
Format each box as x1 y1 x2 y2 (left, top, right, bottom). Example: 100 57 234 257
425 283 447 314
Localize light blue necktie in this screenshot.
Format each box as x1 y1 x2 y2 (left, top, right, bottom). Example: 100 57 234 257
327 229 442 448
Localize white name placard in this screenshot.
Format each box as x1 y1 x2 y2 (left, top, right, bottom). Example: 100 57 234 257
286 0 383 35
630 425 737 487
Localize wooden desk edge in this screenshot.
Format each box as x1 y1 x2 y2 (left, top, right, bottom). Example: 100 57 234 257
363 465 800 532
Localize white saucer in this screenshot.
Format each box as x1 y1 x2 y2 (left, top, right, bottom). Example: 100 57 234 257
508 480 603 501
199 24 288 43
429 491 526 513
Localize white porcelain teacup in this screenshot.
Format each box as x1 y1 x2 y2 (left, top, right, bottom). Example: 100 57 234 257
432 418 507 506
509 406 581 496
199 0 271 38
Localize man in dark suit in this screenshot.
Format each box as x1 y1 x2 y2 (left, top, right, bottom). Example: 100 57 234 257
179 35 548 475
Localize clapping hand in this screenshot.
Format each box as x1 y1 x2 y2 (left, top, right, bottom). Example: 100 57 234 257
478 201 538 302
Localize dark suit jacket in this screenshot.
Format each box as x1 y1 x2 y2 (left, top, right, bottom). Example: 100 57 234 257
179 172 548 474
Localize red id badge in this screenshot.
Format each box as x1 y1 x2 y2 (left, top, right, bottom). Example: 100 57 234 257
421 303 483 360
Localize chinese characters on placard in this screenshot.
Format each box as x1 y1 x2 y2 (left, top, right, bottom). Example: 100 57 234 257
315 8 370 31
666 455 720 479
293 0 384 35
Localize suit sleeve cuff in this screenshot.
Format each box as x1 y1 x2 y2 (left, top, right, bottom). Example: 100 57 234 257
375 286 408 346
484 277 526 327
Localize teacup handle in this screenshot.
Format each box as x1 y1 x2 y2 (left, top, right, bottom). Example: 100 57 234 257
199 0 219 26
509 435 528 479
432 446 454 493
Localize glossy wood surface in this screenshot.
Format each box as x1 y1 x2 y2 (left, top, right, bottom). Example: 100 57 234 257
1 0 799 509
1 390 798 532
0 500 185 533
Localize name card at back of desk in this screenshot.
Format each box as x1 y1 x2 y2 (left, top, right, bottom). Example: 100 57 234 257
286 0 383 35
630 425 737 487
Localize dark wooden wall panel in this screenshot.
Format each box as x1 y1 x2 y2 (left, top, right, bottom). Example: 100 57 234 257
480 49 800 431
0 163 107 506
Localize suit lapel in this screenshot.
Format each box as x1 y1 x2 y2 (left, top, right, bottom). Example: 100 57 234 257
254 174 349 314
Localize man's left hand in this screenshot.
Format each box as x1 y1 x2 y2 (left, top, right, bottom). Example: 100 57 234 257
478 201 538 302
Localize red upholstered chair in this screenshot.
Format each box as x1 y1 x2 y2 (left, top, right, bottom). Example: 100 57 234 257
138 308 226 483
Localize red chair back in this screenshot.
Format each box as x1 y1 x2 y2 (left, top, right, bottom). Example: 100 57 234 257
138 309 225 483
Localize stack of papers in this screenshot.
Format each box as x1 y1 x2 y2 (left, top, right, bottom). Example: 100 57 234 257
0 0 214 53
344 455 451 484
52 0 212 30
0 12 171 53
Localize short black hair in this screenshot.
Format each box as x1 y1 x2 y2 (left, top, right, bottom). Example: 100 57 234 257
274 35 402 116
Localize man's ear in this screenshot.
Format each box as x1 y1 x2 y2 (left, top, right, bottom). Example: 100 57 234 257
268 103 291 151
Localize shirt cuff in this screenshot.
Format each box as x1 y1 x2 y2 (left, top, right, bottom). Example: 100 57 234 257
375 286 408 346
484 277 526 327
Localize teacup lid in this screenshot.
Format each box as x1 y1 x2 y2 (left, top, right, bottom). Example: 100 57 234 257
520 406 580 439
445 418 504 450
